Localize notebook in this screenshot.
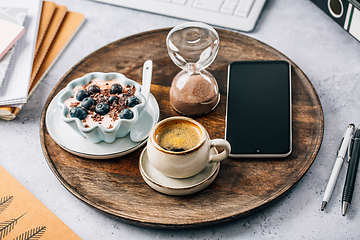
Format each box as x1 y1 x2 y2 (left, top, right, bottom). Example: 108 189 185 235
0 165 81 239
0 7 27 89
0 19 24 60
30 4 68 88
0 0 42 106
34 1 57 57
0 2 85 121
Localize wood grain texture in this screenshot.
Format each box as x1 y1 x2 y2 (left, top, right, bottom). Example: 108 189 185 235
39 28 323 229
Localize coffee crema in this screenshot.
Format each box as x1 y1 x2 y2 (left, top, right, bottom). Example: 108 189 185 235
155 120 202 152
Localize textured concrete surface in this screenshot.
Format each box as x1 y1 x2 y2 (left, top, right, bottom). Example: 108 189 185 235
1 0 360 239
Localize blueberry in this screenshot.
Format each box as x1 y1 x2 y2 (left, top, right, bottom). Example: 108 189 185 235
108 95 119 104
69 107 88 120
119 108 133 119
80 97 96 110
126 96 140 107
87 84 100 94
95 103 110 115
76 90 89 101
110 84 122 94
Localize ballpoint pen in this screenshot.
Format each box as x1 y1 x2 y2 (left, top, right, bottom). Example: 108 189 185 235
321 123 355 211
342 125 360 216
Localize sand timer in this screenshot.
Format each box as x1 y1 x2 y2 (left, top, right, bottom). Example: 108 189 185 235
166 22 220 116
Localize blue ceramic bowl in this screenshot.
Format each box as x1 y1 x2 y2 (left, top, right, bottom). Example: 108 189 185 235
57 72 146 143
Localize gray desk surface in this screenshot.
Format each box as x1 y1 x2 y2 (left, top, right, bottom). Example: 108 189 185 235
1 0 360 239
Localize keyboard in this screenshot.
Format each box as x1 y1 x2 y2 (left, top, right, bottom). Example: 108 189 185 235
90 0 267 32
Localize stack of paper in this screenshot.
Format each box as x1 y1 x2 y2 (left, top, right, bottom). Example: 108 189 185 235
0 0 42 106
0 7 27 89
0 1 85 121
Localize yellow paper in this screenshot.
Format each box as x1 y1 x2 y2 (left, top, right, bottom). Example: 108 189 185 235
0 166 81 239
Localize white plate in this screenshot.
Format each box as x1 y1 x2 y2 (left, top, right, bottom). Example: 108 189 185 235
45 89 160 159
139 147 220 196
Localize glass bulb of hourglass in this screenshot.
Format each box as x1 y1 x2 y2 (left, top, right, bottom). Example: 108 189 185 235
166 22 220 116
167 23 219 72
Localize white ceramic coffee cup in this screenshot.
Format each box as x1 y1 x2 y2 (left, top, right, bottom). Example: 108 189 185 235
146 116 231 178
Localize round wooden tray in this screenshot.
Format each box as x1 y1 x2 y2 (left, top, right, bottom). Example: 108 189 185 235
40 28 323 229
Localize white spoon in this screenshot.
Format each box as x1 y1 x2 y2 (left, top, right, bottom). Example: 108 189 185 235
130 60 153 142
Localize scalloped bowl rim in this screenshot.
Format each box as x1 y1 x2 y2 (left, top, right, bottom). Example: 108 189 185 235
57 72 146 135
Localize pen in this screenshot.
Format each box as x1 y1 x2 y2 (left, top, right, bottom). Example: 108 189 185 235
321 123 355 211
342 125 360 216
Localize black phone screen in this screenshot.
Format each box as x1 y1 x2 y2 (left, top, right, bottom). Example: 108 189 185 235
225 61 292 157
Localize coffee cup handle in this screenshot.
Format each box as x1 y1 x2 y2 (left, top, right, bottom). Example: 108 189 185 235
209 139 231 162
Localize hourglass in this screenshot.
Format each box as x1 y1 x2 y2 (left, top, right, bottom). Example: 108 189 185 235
166 22 220 116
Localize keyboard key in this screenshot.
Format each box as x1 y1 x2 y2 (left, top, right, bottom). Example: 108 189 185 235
234 0 254 17
220 0 240 14
90 0 267 32
172 0 187 4
193 0 224 12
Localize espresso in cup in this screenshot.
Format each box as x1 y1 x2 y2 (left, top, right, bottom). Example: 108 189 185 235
147 116 231 178
155 119 201 152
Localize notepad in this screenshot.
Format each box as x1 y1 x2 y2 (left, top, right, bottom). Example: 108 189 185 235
0 2 85 121
30 4 68 87
0 0 42 105
0 7 27 89
34 1 56 57
0 19 24 60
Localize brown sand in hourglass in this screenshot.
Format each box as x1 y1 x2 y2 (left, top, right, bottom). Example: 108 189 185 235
170 72 220 116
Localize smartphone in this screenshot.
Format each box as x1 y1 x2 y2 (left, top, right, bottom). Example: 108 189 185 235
225 61 292 158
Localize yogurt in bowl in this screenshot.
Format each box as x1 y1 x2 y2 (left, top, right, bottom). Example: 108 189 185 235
58 72 146 143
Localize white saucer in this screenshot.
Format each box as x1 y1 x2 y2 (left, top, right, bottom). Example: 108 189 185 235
45 89 160 159
139 147 220 196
